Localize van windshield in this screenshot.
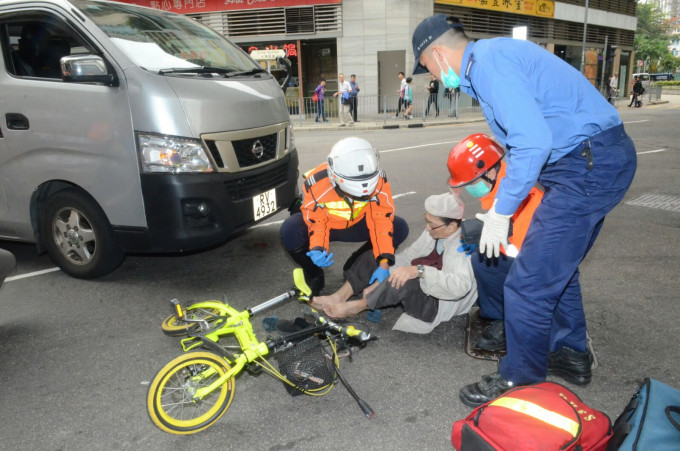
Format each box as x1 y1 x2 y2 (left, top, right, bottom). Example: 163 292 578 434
74 0 261 74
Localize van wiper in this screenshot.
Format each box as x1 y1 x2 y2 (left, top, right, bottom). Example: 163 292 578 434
223 68 266 77
158 67 231 75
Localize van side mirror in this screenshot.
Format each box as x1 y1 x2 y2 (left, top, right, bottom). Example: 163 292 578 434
60 55 118 86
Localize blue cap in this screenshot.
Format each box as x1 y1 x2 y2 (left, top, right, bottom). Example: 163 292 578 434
412 15 465 74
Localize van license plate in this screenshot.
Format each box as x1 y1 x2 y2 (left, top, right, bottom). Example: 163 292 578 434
253 189 277 220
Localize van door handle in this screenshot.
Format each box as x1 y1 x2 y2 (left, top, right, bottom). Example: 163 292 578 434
6 113 29 130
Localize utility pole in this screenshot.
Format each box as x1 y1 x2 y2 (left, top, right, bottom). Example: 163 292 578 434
580 0 590 74
600 35 608 93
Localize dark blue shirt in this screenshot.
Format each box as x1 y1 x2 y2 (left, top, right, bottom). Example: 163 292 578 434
349 80 359 97
459 39 621 214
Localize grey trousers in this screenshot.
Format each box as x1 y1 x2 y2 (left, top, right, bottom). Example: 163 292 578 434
344 250 439 322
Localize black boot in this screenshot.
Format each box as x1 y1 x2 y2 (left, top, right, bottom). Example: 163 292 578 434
287 247 325 295
547 346 593 385
474 320 506 352
459 372 516 407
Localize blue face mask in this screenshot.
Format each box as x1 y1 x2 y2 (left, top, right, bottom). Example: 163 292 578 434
435 53 460 89
465 180 491 198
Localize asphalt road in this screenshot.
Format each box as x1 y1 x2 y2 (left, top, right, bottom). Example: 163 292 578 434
0 97 678 450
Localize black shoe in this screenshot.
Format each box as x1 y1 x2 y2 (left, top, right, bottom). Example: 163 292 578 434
547 346 592 385
459 373 515 407
276 317 312 332
474 320 506 352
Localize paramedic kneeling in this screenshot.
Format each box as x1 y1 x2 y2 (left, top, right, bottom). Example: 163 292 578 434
280 137 409 296
412 14 637 407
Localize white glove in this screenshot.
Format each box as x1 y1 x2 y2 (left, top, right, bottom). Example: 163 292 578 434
476 201 512 258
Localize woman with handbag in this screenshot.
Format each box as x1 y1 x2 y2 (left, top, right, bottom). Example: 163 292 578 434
314 79 327 122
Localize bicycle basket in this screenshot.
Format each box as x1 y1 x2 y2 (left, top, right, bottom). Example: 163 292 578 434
275 336 335 397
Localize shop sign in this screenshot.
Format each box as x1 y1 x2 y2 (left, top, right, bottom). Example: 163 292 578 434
435 0 554 19
250 49 286 60
115 0 340 14
247 43 298 57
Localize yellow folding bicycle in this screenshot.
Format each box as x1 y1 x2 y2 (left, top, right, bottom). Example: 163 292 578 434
147 268 375 435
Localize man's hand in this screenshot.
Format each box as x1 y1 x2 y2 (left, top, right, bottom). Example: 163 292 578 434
476 201 512 258
306 249 334 267
388 266 419 290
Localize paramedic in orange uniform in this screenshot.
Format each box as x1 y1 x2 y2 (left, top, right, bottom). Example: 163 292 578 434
280 137 409 295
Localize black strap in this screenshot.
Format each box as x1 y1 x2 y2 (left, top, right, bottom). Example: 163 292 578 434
666 406 680 431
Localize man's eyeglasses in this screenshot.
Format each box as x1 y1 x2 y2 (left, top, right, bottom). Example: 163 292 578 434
424 215 446 230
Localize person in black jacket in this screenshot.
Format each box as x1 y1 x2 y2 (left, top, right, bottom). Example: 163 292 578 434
425 73 440 117
629 76 644 108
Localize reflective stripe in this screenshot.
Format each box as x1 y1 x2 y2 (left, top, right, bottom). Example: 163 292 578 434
324 200 367 221
491 397 579 437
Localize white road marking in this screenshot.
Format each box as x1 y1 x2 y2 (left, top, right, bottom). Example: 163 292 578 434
637 148 668 155
624 120 650 124
379 140 460 154
5 267 60 282
393 191 417 199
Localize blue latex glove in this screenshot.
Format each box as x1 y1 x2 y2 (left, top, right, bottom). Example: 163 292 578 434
369 267 390 285
457 239 478 256
306 249 334 267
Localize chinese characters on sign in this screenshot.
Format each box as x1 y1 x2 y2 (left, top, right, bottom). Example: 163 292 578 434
117 0 340 15
435 0 554 18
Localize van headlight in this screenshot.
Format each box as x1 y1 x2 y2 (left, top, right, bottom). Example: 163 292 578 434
138 133 214 173
287 123 295 151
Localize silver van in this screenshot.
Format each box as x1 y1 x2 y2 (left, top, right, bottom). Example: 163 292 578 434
0 0 299 278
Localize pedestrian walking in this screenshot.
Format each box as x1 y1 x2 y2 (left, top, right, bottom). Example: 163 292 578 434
396 71 406 117
403 77 414 119
333 73 354 126
425 73 439 117
314 78 328 122
412 14 637 407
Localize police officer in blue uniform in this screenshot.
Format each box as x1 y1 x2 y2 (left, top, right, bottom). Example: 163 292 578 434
412 15 637 407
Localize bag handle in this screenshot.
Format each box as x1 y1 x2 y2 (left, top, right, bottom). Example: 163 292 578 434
666 406 680 431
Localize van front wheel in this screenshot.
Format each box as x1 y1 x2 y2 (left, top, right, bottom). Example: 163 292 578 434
41 189 124 279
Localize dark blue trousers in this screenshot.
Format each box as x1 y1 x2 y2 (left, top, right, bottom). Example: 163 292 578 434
470 250 515 321
499 124 637 384
280 213 409 253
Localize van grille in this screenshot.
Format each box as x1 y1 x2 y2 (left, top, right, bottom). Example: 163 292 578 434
232 133 277 167
224 163 289 200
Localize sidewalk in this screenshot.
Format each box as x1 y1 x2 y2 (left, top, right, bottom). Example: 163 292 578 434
291 94 675 132
292 111 485 132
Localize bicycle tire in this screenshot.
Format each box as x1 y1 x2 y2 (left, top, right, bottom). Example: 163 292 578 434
147 351 236 435
161 305 221 337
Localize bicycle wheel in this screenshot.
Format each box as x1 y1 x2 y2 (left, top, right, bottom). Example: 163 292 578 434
161 305 221 337
147 351 236 435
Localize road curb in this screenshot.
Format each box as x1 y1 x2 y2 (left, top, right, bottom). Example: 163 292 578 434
293 116 485 132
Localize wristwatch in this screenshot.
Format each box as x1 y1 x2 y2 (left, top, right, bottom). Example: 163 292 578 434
417 264 424 279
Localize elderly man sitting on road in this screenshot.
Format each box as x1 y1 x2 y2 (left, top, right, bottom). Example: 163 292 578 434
314 192 477 334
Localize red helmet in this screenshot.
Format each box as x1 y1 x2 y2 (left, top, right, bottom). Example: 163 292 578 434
447 134 505 188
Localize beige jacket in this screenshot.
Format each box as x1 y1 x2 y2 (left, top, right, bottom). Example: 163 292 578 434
391 228 477 333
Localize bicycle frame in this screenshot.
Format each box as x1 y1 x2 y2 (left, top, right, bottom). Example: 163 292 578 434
173 290 297 401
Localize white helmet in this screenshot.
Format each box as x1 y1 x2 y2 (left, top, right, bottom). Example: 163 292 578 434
327 137 381 198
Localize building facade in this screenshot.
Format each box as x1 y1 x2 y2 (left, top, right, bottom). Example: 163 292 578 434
118 0 638 102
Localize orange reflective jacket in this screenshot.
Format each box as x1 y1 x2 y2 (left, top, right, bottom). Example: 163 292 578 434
301 163 396 264
480 162 543 255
